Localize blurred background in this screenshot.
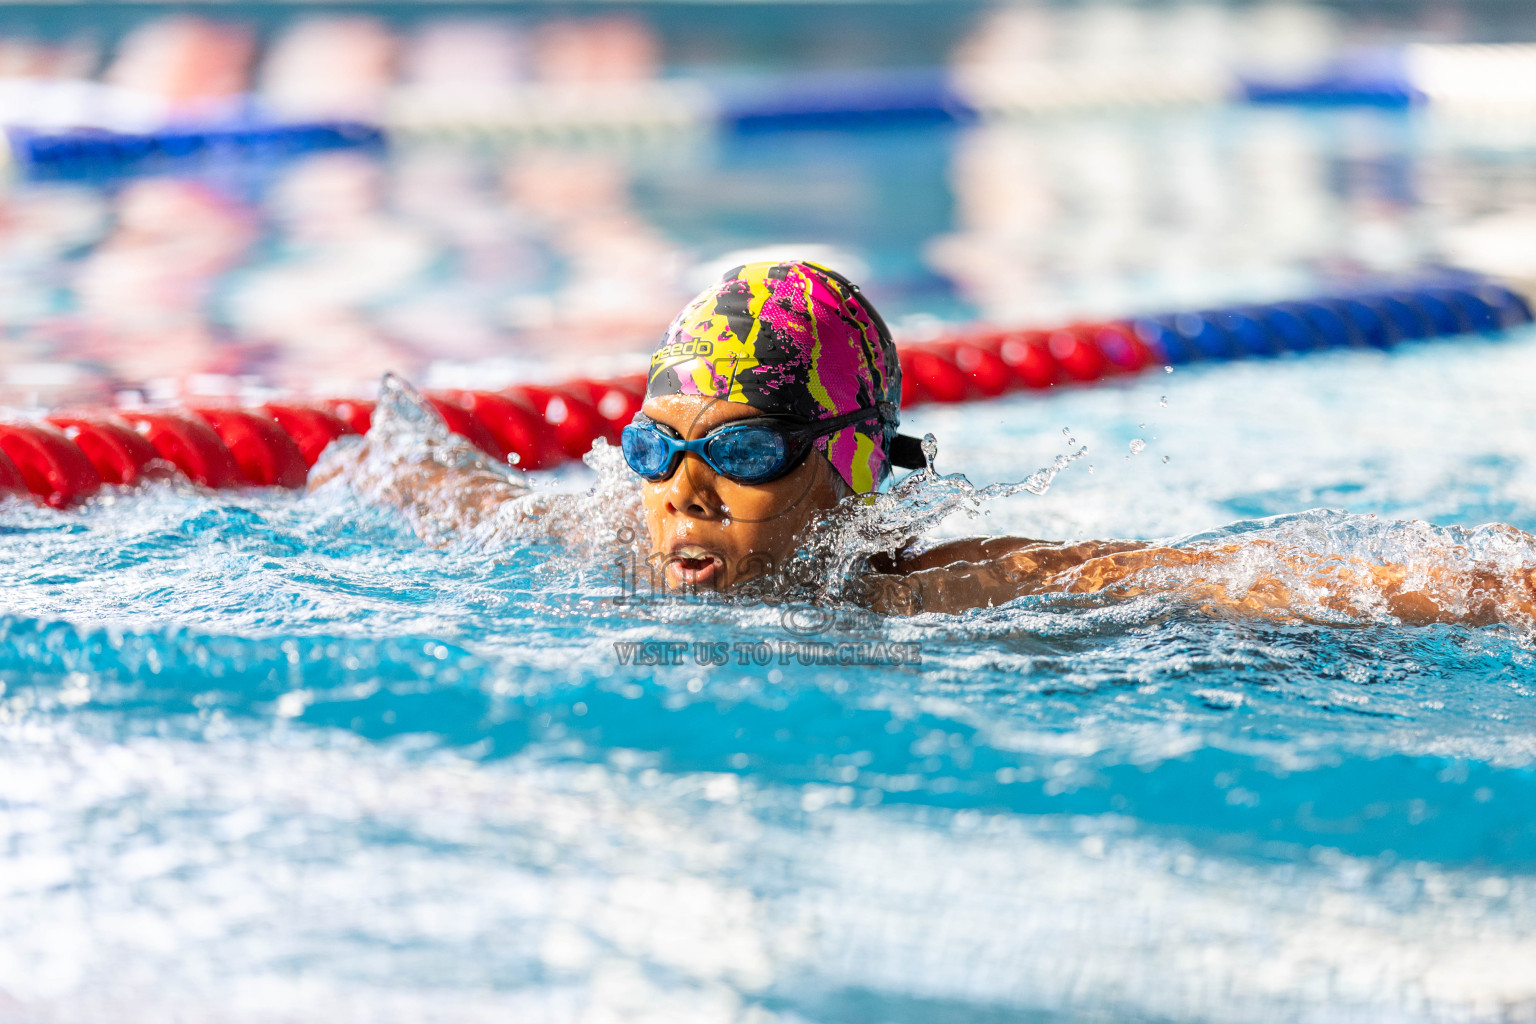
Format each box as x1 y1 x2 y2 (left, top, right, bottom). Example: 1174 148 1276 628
0 0 1533 409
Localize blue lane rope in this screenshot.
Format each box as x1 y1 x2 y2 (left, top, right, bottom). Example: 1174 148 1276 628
1128 277 1532 367
6 121 385 180
2 44 1520 178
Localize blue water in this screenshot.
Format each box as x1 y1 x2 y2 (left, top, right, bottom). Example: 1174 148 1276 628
3 84 1536 1020
4 329 1536 1021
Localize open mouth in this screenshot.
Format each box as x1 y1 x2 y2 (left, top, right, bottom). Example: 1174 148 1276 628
665 545 725 588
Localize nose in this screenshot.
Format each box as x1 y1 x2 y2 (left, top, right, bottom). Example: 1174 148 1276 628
664 454 721 518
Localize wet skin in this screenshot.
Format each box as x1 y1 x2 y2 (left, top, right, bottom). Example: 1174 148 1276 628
639 394 847 591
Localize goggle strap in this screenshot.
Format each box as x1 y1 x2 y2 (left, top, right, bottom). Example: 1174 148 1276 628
799 405 891 439
889 433 928 470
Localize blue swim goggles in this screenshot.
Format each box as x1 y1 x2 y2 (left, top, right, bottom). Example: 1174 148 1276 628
621 406 892 485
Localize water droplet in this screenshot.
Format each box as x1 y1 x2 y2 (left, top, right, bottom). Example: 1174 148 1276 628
1162 455 1170 464
1129 439 1146 455
1159 396 1168 407
1138 422 1145 429
1087 464 1094 474
1061 427 1071 436
920 433 939 469
722 517 731 526
508 452 521 466
1163 366 1173 374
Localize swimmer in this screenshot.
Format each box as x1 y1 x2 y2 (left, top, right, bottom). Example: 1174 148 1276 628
315 260 1536 626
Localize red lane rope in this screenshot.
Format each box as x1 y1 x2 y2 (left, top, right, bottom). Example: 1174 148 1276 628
3 277 1525 507
0 320 1167 506
0 328 1099 509
317 398 375 437
117 411 242 489
46 415 159 486
0 422 104 508
0 373 659 505
190 408 310 489
431 390 561 470
260 404 353 468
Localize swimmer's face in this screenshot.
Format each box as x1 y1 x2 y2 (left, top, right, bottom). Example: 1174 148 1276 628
639 394 847 591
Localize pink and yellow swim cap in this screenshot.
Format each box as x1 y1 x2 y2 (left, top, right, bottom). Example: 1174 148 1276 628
646 261 917 493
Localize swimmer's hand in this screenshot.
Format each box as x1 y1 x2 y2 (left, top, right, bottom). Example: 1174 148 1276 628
1062 539 1536 626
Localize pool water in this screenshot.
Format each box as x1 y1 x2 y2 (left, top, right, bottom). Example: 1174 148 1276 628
6 86 1536 1021
5 320 1536 1022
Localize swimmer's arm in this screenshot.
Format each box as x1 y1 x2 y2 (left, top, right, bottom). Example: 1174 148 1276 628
940 539 1536 625
308 436 540 540
863 534 1536 623
860 539 1151 614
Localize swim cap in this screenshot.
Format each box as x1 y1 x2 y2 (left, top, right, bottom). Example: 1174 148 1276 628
647 261 917 493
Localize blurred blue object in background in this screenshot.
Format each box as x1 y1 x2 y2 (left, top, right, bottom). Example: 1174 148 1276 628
9 120 385 180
